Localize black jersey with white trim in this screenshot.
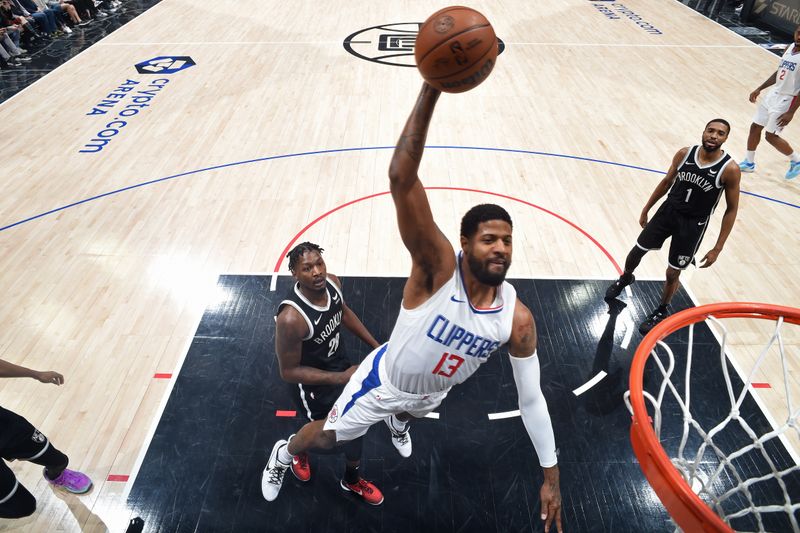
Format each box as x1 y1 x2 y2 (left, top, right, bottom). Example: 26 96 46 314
666 145 731 218
277 278 349 373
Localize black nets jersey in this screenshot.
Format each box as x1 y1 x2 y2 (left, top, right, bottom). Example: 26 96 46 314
666 145 732 218
277 278 349 373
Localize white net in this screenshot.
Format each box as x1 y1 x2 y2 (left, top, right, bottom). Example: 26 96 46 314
625 313 800 532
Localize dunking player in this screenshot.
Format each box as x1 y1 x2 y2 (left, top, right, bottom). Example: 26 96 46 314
0 357 93 519
263 242 384 505
606 119 741 333
263 83 563 532
738 24 800 180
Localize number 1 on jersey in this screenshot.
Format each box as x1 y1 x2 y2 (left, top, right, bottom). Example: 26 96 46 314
685 189 692 203
432 352 465 378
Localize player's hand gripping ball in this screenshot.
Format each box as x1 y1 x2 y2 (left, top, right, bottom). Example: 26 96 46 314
414 6 498 93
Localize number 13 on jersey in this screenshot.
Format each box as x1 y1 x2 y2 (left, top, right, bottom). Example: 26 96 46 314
432 352 465 378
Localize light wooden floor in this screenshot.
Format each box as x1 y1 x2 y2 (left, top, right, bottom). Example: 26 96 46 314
0 1 797 530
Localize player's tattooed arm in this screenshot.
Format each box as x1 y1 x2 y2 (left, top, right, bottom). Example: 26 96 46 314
389 83 441 185
388 82 455 304
398 132 425 163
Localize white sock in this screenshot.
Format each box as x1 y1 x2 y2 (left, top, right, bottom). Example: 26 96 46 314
389 414 408 433
745 150 756 162
277 442 293 464
790 152 800 162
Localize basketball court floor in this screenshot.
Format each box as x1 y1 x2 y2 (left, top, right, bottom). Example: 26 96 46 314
0 1 798 531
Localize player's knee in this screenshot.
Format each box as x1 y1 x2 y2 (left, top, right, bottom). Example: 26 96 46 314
319 429 337 449
665 267 681 282
765 131 781 143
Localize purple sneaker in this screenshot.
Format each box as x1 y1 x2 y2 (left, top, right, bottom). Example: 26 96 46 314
45 468 93 494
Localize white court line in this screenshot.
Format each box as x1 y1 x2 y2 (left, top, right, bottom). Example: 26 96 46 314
122 332 196 499
424 412 440 420
95 41 754 49
572 371 607 396
621 314 635 350
487 409 520 420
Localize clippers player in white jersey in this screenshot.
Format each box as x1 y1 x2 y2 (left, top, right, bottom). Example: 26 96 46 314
606 119 741 333
263 242 384 505
739 24 800 180
263 83 563 533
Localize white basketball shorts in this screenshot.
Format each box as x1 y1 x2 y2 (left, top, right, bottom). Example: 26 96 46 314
323 343 448 442
754 90 797 134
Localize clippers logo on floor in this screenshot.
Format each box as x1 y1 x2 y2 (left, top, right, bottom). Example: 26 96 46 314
344 23 504 67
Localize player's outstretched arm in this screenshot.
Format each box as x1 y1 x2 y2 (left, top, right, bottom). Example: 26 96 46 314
329 274 381 349
507 300 562 533
700 163 741 268
275 307 355 385
388 82 456 304
639 147 687 227
0 357 63 385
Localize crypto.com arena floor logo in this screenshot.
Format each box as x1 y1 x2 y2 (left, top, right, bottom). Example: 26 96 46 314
135 56 196 74
343 23 505 67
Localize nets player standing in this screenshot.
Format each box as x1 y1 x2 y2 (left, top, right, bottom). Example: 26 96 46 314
262 242 384 505
263 83 563 532
0 358 93 519
606 119 742 333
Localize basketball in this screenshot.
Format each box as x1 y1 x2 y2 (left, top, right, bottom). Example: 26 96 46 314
414 6 498 93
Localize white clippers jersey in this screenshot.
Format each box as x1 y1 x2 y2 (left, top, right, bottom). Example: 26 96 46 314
774 43 800 96
384 253 516 395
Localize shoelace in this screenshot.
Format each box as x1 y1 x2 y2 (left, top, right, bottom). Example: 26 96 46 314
394 432 409 445
268 464 287 485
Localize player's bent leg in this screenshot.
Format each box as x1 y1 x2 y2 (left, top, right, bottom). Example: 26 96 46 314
1 412 92 496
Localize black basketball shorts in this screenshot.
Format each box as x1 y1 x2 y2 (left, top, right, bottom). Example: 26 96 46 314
636 202 710 270
289 383 343 421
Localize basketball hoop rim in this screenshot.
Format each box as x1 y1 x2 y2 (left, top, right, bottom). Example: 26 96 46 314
629 302 800 533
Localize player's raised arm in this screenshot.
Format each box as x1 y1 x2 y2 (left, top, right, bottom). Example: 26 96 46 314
388 82 456 302
506 300 562 533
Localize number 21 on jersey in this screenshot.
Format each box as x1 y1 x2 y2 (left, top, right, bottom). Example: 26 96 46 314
432 352 464 378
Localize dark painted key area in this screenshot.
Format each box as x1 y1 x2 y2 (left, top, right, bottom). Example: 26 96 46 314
126 276 798 532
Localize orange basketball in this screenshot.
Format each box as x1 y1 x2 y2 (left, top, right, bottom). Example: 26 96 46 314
414 6 498 93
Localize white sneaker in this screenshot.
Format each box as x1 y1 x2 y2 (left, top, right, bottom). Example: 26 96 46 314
261 439 289 501
385 417 412 457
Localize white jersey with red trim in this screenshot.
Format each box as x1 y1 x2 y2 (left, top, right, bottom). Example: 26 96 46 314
384 252 516 395
774 43 800 96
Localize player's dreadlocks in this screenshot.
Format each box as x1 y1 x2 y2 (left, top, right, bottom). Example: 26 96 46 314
287 242 325 273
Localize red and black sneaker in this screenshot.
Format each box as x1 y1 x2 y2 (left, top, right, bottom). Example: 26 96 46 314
291 452 311 482
340 478 384 506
